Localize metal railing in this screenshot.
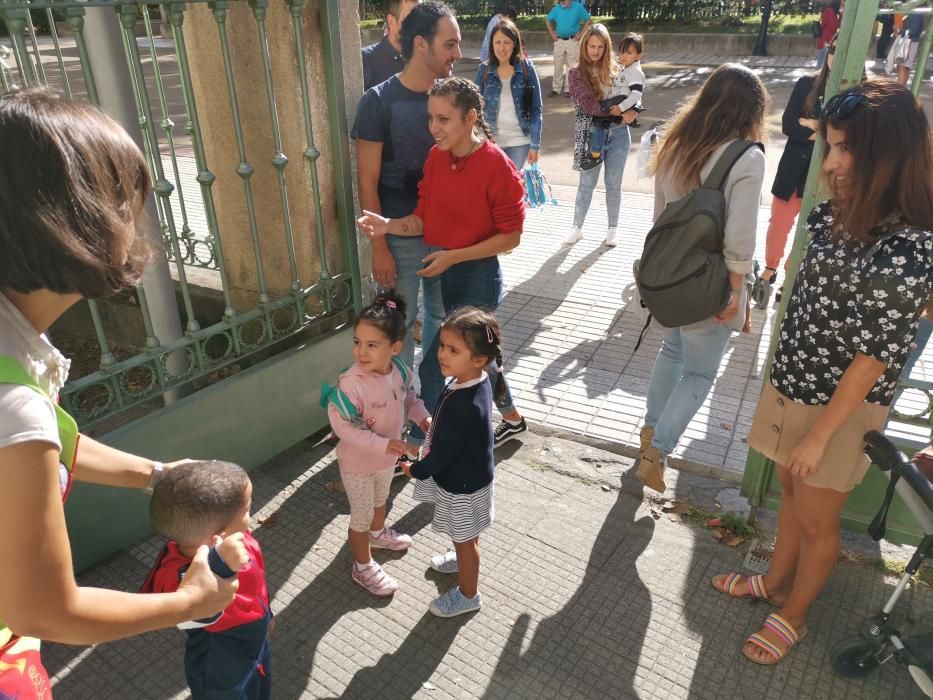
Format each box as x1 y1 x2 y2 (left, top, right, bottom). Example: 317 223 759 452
1 0 360 429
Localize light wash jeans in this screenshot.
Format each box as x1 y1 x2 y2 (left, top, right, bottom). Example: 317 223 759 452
418 254 516 419
384 234 444 370
644 323 733 456
573 124 630 229
816 46 829 69
500 143 531 171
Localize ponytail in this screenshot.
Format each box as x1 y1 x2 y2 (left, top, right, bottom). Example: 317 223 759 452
492 349 507 404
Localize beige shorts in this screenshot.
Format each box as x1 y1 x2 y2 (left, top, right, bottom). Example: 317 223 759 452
339 466 394 531
748 382 889 492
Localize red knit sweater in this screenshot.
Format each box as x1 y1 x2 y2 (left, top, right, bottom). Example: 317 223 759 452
414 140 525 250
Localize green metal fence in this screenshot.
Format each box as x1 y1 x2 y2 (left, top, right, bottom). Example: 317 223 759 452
0 0 362 431
740 0 932 544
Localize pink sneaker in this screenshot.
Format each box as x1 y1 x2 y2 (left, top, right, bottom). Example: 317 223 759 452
351 562 398 597
369 527 412 551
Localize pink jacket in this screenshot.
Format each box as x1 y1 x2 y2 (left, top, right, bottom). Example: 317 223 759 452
327 362 430 473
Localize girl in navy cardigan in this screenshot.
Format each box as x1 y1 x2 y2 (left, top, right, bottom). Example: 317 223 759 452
400 307 505 618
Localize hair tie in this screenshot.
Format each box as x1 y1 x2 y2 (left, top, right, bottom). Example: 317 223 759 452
496 366 504 373
383 300 397 310
485 324 494 344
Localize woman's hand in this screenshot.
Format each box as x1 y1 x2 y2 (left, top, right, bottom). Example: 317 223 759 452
608 105 623 117
798 117 819 131
176 544 240 620
357 210 390 239
714 290 741 324
385 439 411 456
417 250 459 278
527 149 539 165
621 109 638 125
420 416 432 434
786 430 830 478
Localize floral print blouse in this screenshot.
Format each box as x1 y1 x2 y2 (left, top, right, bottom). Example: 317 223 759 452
770 201 933 406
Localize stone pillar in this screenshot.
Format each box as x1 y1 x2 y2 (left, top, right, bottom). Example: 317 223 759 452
179 0 363 312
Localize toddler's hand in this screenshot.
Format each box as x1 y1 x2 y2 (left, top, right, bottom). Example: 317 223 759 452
420 417 432 433
386 439 410 456
399 460 413 478
215 532 249 573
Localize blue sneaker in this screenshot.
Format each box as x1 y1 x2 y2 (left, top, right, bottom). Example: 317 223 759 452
430 550 458 574
429 587 482 618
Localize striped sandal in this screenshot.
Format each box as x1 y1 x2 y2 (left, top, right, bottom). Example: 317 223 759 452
743 612 807 665
711 573 781 606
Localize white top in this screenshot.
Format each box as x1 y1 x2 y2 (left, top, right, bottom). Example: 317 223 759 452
0 291 70 454
495 87 529 148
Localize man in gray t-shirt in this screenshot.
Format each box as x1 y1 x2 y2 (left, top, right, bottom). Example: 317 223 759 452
351 1 462 374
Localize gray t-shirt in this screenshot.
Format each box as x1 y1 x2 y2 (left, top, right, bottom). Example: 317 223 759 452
351 76 436 219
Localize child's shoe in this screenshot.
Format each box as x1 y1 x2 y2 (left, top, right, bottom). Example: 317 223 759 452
604 227 618 247
369 526 412 551
351 561 399 596
429 550 459 574
579 153 602 171
429 586 482 618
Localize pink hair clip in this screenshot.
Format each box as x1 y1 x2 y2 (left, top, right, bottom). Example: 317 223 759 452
384 300 397 310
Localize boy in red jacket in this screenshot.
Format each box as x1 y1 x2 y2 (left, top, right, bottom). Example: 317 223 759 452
141 460 272 699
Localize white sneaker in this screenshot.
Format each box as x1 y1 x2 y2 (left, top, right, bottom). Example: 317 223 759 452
604 227 618 247
563 228 583 246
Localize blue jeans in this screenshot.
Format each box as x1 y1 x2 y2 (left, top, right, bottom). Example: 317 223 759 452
418 255 517 417
816 46 829 69
574 124 630 229
901 317 933 381
644 323 733 455
500 144 531 171
589 124 608 155
384 234 444 369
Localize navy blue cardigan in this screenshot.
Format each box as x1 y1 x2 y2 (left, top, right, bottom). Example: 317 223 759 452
410 378 495 494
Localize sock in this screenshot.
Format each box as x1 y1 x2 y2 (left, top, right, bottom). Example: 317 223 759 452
370 527 385 538
354 559 375 572
505 417 523 426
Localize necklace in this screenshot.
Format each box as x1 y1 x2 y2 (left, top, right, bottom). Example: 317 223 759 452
450 140 481 171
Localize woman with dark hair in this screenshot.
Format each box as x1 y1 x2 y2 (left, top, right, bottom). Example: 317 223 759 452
474 18 543 170
714 80 933 665
636 64 769 493
754 34 837 308
0 88 240 694
357 77 529 448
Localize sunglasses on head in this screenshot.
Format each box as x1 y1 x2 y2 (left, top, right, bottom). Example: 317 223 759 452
820 90 867 120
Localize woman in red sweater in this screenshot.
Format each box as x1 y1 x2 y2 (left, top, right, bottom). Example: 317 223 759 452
357 77 528 447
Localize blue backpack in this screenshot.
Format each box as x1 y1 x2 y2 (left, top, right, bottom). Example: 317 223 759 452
320 357 413 424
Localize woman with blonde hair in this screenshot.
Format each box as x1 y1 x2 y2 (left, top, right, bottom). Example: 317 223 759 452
714 79 932 665
637 64 769 493
564 23 638 247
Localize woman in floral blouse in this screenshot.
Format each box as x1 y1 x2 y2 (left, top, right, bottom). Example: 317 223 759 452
713 80 933 665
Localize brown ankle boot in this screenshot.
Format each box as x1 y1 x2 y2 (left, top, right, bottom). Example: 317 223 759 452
639 425 655 454
636 446 667 493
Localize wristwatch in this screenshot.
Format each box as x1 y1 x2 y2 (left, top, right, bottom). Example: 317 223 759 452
143 461 164 495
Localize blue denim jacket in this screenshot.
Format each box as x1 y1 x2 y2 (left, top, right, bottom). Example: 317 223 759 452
474 59 543 152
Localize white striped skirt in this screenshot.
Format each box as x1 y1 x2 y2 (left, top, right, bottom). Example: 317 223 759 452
413 478 495 543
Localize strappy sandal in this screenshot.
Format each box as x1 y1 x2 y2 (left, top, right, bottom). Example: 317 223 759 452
711 573 782 607
743 612 807 665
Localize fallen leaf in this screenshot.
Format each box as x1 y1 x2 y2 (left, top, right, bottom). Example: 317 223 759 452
706 517 722 528
712 528 725 540
259 513 279 528
650 506 662 520
725 534 745 547
325 480 345 493
719 422 733 431
667 513 683 523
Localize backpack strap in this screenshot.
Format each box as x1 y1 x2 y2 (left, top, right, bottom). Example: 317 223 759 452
0 354 79 479
391 356 413 388
702 140 763 191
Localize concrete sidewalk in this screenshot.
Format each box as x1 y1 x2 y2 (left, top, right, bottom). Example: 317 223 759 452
44 430 930 698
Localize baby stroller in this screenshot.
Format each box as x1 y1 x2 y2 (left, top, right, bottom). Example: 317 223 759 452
830 431 933 697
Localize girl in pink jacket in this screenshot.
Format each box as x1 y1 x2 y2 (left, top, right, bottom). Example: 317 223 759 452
325 291 431 596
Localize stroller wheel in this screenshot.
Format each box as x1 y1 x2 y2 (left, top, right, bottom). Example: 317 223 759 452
751 276 772 310
831 636 881 679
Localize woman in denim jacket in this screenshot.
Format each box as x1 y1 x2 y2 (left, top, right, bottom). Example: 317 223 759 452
473 18 543 170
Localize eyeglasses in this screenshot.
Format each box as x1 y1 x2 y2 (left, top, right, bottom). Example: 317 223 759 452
820 91 867 120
